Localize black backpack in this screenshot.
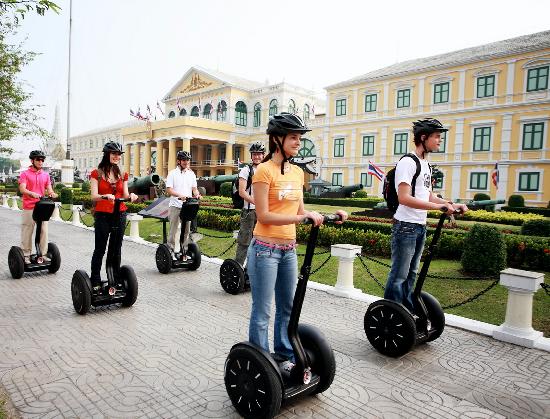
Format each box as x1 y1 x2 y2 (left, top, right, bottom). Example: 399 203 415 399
383 153 424 214
232 164 253 209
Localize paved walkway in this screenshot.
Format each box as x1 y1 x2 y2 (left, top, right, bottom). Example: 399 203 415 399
0 207 549 419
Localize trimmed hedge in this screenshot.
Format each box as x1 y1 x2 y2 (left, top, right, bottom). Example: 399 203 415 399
60 188 73 204
428 209 544 225
220 182 232 197
304 197 384 208
508 194 525 208
521 219 550 237
501 206 550 217
461 225 507 275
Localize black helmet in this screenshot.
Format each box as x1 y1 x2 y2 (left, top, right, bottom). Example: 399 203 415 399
29 150 46 159
413 118 448 136
177 150 191 160
266 112 311 137
249 141 266 153
103 141 124 154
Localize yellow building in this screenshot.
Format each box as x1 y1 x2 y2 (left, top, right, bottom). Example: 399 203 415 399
314 30 550 207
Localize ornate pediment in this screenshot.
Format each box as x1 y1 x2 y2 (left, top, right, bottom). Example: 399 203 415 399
179 73 213 94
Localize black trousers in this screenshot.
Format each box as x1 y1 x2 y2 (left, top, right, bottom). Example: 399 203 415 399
91 212 127 281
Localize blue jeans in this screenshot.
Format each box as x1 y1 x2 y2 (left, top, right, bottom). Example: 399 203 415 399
384 220 426 311
247 239 297 360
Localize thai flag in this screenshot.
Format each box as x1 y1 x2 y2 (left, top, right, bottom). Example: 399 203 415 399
176 98 181 111
156 101 165 116
491 162 499 189
368 161 385 181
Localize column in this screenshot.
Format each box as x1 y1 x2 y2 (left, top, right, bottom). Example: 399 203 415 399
349 129 356 185
417 77 425 114
156 140 165 178
501 113 513 159
458 70 466 109
211 143 219 167
181 136 191 153
144 141 152 174
331 244 363 297
124 143 131 175
168 138 177 172
133 143 142 177
225 141 234 175
506 59 516 104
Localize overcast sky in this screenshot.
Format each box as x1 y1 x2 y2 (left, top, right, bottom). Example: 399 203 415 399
7 0 550 158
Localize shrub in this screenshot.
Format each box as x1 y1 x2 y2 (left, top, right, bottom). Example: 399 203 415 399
303 191 311 198
60 188 73 205
54 183 66 193
461 224 507 276
81 181 91 193
473 192 491 201
219 182 232 197
508 194 525 208
72 182 81 188
521 219 550 237
354 190 368 198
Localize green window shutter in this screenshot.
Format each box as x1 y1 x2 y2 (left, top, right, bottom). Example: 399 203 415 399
334 138 345 157
397 89 410 108
473 127 491 152
477 75 495 98
336 99 346 116
434 82 449 104
519 172 540 191
394 133 408 154
332 173 343 186
362 135 374 156
365 94 377 112
527 66 549 92
522 122 544 150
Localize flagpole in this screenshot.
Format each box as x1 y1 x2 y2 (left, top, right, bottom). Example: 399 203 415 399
65 0 72 159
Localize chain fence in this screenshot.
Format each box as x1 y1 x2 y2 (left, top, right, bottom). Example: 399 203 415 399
200 239 237 259
541 282 550 296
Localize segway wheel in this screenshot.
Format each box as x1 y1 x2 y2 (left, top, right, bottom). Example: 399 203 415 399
120 265 138 307
186 242 201 271
47 242 61 273
364 300 416 357
220 259 245 295
420 291 445 342
297 323 335 394
8 246 25 279
224 345 282 419
155 244 172 274
71 270 91 315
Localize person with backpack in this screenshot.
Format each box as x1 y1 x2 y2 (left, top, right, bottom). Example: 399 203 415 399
384 118 468 311
248 113 347 371
18 150 58 264
165 150 201 261
233 141 266 267
89 142 137 284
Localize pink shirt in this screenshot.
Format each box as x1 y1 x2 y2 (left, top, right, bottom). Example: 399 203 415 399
19 166 51 210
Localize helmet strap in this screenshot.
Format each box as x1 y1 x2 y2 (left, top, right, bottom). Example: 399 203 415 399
274 136 291 175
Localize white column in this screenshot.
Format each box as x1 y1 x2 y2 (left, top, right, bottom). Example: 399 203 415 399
127 213 145 243
321 127 329 179
2 194 9 208
71 204 83 226
10 196 20 211
349 128 357 185
501 113 513 159
50 202 62 222
453 118 464 160
451 166 462 202
383 82 389 116
458 70 466 109
331 244 363 297
417 77 425 114
506 59 516 104
380 126 388 162
496 164 509 204
493 268 544 348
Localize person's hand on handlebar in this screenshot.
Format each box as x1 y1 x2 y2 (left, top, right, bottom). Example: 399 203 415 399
28 192 41 199
334 209 348 224
452 202 468 214
129 193 138 202
299 210 324 227
178 194 187 201
102 194 116 201
48 192 58 199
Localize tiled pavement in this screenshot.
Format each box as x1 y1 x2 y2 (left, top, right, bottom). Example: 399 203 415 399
0 207 549 419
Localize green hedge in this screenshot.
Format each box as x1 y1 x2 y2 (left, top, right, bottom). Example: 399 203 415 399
428 209 545 225
501 206 550 217
303 197 384 208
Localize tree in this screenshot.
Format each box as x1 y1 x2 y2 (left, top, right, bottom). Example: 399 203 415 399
0 0 60 154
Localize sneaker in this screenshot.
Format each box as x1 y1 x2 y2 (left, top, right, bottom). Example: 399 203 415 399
182 255 189 262
24 256 31 264
41 256 51 263
280 360 295 373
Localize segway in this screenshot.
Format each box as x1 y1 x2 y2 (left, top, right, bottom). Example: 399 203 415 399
71 198 138 315
224 214 341 419
8 197 61 279
155 197 201 274
219 258 249 295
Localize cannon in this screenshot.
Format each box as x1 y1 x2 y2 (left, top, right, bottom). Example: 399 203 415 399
197 174 238 195
128 174 163 200
319 183 363 198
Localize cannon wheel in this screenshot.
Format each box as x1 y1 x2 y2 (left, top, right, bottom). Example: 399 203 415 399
155 178 167 197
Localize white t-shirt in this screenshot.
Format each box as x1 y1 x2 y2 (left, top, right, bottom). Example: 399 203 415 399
239 164 255 210
393 154 432 225
166 167 197 208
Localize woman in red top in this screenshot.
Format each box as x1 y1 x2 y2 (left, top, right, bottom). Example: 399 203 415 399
89 142 137 284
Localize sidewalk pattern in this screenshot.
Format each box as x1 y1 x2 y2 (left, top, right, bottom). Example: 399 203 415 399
0 207 548 418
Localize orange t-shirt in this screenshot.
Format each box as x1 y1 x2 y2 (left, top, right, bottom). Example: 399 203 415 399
252 160 304 240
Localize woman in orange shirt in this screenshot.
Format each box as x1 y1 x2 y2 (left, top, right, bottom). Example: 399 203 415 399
248 113 347 371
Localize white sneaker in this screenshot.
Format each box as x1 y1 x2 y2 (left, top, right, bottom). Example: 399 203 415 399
24 256 31 264
41 256 51 263
281 360 295 373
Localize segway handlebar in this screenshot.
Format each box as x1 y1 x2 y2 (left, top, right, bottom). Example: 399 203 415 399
101 197 130 202
301 213 343 225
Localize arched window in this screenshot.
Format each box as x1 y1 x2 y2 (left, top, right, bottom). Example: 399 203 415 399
303 104 310 120
253 102 261 127
203 103 212 119
191 106 199 117
269 99 278 116
298 138 316 158
168 110 176 118
235 101 247 126
217 100 227 121
288 99 296 114
179 108 187 117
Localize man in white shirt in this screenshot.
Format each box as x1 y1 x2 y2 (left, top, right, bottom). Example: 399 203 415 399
384 118 468 310
165 150 201 260
235 142 265 266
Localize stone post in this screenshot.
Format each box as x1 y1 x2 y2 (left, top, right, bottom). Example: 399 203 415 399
71 204 83 226
331 244 363 297
51 202 62 222
11 195 20 211
127 213 145 243
2 194 10 208
493 268 544 348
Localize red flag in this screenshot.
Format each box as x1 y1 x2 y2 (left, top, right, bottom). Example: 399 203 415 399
491 162 499 189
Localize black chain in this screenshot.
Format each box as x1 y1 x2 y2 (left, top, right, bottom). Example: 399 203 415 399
441 279 500 310
541 283 550 296
78 209 95 227
59 207 73 222
296 248 331 256
197 229 234 239
309 254 332 276
356 254 386 290
201 240 236 258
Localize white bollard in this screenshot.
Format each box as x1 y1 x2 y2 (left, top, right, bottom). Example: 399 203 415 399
50 202 62 222
493 268 544 348
233 230 240 239
127 213 145 242
331 244 363 297
2 194 10 208
71 204 83 226
10 195 20 211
